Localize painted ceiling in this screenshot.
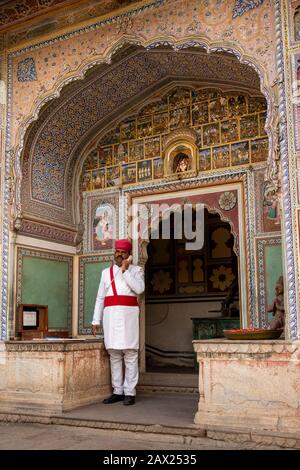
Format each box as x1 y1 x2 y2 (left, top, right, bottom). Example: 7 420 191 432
0 0 139 31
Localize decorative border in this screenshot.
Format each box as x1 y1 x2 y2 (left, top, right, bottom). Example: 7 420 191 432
292 52 300 152
19 219 77 245
194 339 297 357
16 246 73 333
5 339 104 353
82 189 119 254
256 236 282 328
276 0 299 339
9 1 167 57
232 0 265 19
78 254 114 335
246 167 258 327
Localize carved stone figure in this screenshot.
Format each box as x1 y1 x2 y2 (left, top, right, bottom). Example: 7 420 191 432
268 276 285 331
220 279 239 317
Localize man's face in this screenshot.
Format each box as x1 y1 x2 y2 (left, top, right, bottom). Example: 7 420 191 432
114 249 130 266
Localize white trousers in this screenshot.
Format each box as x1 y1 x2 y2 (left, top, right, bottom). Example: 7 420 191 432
107 349 139 396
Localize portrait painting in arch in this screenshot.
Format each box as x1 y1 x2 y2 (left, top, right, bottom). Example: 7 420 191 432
174 152 191 173
168 145 194 176
92 203 115 251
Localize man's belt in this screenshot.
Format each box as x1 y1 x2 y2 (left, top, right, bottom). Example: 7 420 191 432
104 265 138 307
104 295 139 307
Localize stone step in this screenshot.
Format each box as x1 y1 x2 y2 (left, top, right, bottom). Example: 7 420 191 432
137 372 198 394
0 410 297 449
0 411 206 447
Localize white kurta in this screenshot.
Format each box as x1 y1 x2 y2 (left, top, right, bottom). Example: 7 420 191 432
92 264 145 350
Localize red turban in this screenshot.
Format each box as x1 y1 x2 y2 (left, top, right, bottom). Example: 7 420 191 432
115 239 132 252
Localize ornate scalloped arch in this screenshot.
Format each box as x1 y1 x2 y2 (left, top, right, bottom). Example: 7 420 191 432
13 35 275 169
11 36 276 230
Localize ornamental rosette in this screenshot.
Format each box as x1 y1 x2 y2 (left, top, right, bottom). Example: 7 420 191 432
151 270 173 294
218 191 237 211
210 266 235 292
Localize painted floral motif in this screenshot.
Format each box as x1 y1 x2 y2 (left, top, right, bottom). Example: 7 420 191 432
218 191 237 211
17 58 37 81
210 266 235 292
232 0 264 19
151 270 173 294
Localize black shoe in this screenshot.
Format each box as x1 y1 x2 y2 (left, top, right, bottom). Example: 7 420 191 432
123 395 135 406
103 394 125 404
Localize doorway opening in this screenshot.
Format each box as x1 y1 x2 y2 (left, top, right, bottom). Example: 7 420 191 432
145 208 239 374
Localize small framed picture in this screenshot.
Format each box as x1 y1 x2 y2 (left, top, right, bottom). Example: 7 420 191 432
169 107 190 129
137 160 153 182
209 97 228 122
23 310 38 328
228 95 247 117
92 169 106 190
137 117 152 139
251 138 268 163
221 119 238 144
192 102 208 126
114 142 128 164
212 145 230 169
99 146 113 166
145 136 160 159
153 112 168 134
259 112 267 136
153 158 164 179
203 123 220 147
84 152 98 171
82 172 92 191
129 140 144 162
240 115 259 139
122 163 137 185
248 96 267 113
120 119 136 141
231 141 249 166
198 148 211 172
107 166 120 187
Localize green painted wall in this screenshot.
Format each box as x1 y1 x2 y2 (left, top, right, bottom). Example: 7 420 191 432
22 257 71 329
83 260 111 327
265 244 283 323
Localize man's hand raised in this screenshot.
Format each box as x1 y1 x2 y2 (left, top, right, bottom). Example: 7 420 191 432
121 259 130 272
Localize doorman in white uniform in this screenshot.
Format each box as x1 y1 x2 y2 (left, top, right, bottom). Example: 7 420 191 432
92 239 145 405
